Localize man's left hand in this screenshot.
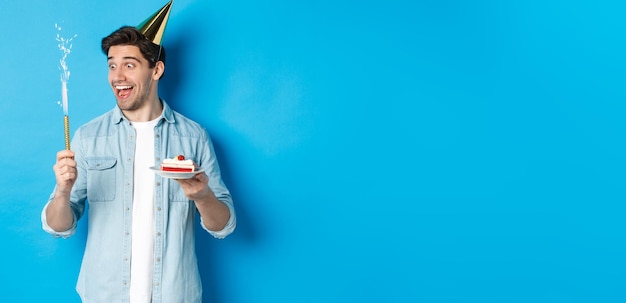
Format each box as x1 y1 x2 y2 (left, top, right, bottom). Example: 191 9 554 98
176 172 212 202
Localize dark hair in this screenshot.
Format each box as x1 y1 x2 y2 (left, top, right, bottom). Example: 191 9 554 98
101 26 166 67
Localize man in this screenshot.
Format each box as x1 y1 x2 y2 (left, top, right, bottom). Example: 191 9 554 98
41 5 236 302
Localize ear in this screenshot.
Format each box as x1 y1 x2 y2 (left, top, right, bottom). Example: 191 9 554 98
153 61 165 80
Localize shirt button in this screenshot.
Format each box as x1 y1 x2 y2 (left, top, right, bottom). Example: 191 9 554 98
157 207 162 211
156 182 161 186
157 232 162 237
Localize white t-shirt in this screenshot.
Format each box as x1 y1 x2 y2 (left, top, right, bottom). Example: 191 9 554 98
129 118 159 303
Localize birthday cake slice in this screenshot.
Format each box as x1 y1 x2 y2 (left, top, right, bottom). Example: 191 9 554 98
161 155 195 172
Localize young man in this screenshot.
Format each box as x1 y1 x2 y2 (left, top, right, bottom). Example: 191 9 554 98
42 19 236 303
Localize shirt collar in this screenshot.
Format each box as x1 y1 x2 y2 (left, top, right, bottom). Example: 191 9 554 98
160 100 175 124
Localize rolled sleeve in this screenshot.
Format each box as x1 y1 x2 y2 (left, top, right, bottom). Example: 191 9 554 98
41 200 78 239
200 200 236 239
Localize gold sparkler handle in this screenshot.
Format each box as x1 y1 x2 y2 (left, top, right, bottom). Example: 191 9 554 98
64 115 71 150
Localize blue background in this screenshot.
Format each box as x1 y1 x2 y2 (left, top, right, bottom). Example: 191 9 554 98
1 0 625 302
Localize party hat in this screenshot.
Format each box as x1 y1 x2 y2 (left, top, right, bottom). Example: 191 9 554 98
137 0 173 45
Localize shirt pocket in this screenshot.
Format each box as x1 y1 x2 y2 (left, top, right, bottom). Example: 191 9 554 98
168 179 190 202
85 157 117 202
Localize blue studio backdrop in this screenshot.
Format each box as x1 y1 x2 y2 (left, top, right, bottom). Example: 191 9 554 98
1 1 625 302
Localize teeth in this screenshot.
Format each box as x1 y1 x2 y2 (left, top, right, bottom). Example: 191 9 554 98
116 85 132 97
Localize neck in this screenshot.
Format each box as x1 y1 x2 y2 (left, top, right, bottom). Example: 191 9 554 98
123 96 163 122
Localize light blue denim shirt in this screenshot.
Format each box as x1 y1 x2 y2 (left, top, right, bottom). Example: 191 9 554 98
41 101 236 303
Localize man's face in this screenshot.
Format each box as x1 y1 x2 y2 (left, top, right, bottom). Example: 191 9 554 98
107 45 157 112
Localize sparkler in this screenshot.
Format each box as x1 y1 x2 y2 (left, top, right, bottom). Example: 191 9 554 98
56 23 77 150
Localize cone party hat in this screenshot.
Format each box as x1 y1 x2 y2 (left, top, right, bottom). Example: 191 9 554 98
137 0 173 45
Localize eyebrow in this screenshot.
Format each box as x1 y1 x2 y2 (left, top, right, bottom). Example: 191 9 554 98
107 56 142 62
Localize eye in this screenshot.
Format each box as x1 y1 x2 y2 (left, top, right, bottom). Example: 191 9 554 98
125 63 135 69
108 63 116 70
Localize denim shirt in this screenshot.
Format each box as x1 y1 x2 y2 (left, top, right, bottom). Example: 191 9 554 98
41 101 236 303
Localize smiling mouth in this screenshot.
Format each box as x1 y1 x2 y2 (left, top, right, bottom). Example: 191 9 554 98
115 85 133 98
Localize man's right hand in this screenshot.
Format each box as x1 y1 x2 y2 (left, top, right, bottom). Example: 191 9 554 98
53 150 77 197
47 150 77 233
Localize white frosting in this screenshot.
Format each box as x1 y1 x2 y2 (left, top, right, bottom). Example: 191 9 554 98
162 158 194 165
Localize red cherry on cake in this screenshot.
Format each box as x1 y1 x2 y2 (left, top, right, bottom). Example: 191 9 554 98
177 155 185 160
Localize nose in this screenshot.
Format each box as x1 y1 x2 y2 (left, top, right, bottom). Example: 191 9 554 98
110 67 125 82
